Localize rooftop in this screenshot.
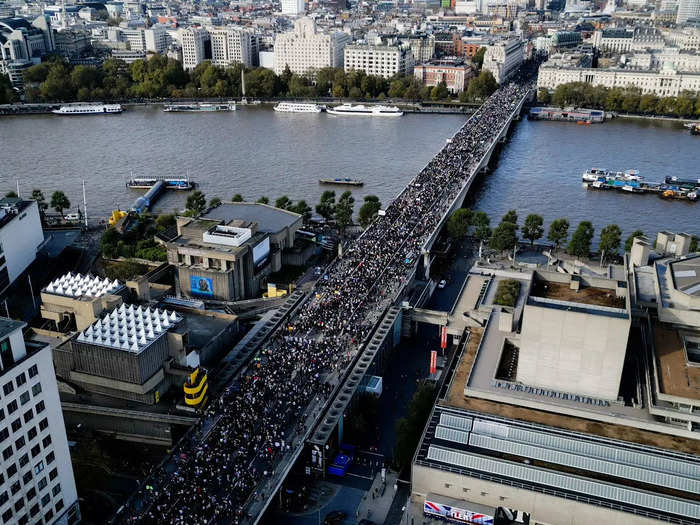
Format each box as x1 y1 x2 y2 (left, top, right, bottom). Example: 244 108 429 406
202 203 300 234
530 278 625 309
0 198 32 229
76 304 182 354
0 318 25 340
43 272 123 299
669 256 700 297
653 323 700 401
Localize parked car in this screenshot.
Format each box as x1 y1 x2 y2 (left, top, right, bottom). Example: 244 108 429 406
438 279 447 289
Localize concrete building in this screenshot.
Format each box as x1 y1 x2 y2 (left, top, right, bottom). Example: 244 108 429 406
179 27 208 70
482 39 523 84
0 198 44 294
404 35 435 63
167 203 302 302
53 29 91 58
273 17 350 75
344 44 413 78
0 16 54 63
208 26 256 67
677 0 700 24
0 318 80 524
281 0 305 16
144 25 168 54
110 49 146 63
414 58 473 93
591 27 665 53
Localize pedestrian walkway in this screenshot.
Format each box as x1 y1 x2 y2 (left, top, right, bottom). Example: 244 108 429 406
354 469 400 523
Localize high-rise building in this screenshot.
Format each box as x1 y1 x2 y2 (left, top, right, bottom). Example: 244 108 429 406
0 318 80 524
281 0 305 15
344 44 414 78
208 26 256 67
179 27 208 70
677 0 700 23
482 39 523 84
0 198 44 295
273 17 350 75
144 25 168 54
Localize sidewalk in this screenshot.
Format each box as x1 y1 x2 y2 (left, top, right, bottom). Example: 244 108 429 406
354 469 400 523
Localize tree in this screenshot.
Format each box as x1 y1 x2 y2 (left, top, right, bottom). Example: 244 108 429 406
31 189 48 211
522 214 544 245
472 47 486 69
430 81 449 101
315 190 336 222
446 208 472 239
690 236 698 253
494 279 521 307
274 195 292 210
155 214 176 231
208 197 221 208
394 381 436 471
501 209 518 227
599 224 622 263
548 218 569 252
4 191 17 198
185 190 206 216
50 191 71 215
472 211 491 243
290 200 312 223
624 229 645 252
467 70 498 100
537 88 551 104
358 195 382 228
232 194 244 202
256 196 269 205
567 221 594 258
0 73 15 104
490 221 519 253
335 190 355 233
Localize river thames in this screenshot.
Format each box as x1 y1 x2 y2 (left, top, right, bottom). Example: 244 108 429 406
1 106 697 240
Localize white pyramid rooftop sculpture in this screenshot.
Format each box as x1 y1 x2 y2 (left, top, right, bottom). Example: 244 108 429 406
43 272 124 299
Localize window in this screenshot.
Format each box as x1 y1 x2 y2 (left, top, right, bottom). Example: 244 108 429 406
29 504 39 518
26 488 35 501
51 484 60 497
22 471 31 484
30 445 40 458
6 464 16 477
0 428 8 443
7 401 17 415
17 514 27 525
34 462 44 475
55 499 63 512
10 481 20 495
2 382 13 396
18 453 28 467
35 401 44 414
0 408 5 421
38 419 48 431
1 509 11 523
15 373 26 388
46 451 54 464
37 478 46 491
42 436 51 448
40 494 50 507
14 436 24 450
27 428 36 441
11 419 21 432
13 499 23 512
48 467 56 480
28 365 37 379
0 492 7 505
44 510 53 521
31 384 41 397
2 446 12 461
22 410 32 424
19 392 29 406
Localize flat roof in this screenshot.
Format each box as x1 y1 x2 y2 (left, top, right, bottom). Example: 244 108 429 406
202 203 300 234
0 318 25 340
653 322 700 401
530 279 625 309
669 256 700 297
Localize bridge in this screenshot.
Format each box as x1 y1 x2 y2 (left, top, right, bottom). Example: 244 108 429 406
114 84 533 525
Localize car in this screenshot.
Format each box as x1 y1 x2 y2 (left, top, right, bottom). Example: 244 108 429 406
323 510 348 525
438 279 447 289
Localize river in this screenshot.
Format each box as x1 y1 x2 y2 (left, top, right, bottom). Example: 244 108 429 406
1 107 697 241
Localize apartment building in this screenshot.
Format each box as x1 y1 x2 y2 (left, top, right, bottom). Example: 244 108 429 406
344 44 413 78
179 27 208 70
208 26 257 67
482 39 523 84
273 17 350 75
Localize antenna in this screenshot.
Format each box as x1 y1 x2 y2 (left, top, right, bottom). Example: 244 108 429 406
15 180 20 198
82 179 88 227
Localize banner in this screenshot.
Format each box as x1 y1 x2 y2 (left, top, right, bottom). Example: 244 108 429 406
190 275 213 297
430 351 437 375
441 325 448 349
424 500 494 525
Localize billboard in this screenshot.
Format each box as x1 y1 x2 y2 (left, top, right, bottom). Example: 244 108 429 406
253 237 270 266
430 351 437 375
424 500 494 525
190 275 214 297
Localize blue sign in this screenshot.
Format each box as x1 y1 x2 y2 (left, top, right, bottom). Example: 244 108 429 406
190 276 213 297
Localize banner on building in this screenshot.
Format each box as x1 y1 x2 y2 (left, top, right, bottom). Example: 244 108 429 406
430 350 437 375
190 275 214 297
424 500 494 524
441 325 448 349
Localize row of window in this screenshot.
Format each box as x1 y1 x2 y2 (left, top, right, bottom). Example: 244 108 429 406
1 496 63 524
1 365 39 398
1 413 49 462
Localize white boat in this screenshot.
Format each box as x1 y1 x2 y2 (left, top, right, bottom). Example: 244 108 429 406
274 102 322 113
164 102 236 112
326 104 403 117
52 104 122 115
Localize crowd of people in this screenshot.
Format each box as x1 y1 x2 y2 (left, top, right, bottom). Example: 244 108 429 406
117 79 532 525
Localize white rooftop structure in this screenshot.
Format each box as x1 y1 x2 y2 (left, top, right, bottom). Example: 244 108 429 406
76 304 182 354
43 272 123 298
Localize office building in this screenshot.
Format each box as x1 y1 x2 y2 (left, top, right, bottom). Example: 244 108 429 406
0 318 80 524
591 27 665 53
344 44 413 78
144 25 168 54
0 198 44 294
414 58 473 93
482 39 523 84
273 17 350 75
53 29 91 59
677 0 700 23
208 26 256 67
0 16 54 63
179 27 208 70
281 0 305 15
167 203 302 301
404 35 435 63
